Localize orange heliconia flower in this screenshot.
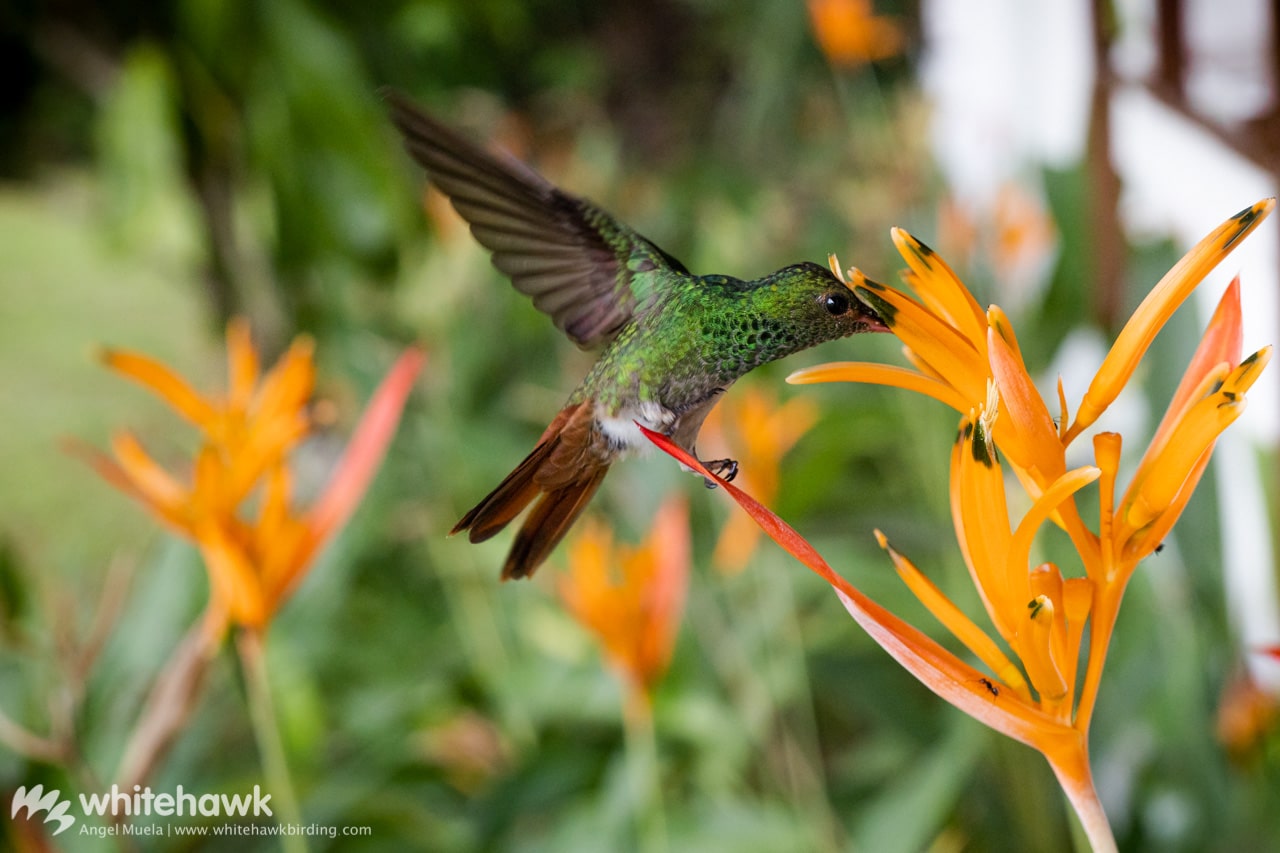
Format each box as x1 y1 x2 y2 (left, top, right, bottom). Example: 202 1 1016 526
1216 670 1279 759
73 319 424 630
807 0 904 67
560 498 690 709
647 199 1274 851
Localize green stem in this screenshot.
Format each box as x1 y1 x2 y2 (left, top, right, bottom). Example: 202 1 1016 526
622 691 667 853
237 628 307 853
748 557 841 851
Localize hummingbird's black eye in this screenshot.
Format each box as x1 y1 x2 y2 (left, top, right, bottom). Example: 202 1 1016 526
823 292 850 316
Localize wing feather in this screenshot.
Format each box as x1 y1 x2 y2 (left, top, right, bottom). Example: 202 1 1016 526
386 88 687 348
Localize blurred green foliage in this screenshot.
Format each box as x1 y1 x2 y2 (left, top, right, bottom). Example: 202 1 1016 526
1 1 1278 851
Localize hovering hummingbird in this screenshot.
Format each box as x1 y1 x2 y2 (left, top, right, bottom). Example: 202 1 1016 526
386 90 886 580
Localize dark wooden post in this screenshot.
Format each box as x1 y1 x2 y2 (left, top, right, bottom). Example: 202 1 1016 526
1089 0 1124 332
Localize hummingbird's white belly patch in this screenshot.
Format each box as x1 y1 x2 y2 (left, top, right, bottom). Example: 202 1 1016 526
596 400 674 452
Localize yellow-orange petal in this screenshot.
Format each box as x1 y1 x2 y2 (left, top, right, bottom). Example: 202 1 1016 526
1123 449 1212 563
561 518 614 626
195 518 267 629
1122 348 1269 531
258 513 312 612
259 461 293 540
1022 595 1069 702
853 276 990 402
1121 358 1228 550
1093 431 1122 579
827 252 845 282
226 317 260 412
109 433 194 530
1135 280 1243 475
890 227 987 349
1062 577 1093 624
1120 362 1229 522
222 413 310 505
712 511 763 573
1029 564 1072 685
1055 377 1070 442
190 443 228 517
1028 564 1064 617
764 396 821 458
250 336 316 426
1067 199 1273 442
635 496 690 690
1061 576 1094 690
1123 411 1235 532
1166 278 1243 435
987 304 1026 367
988 309 1066 484
901 344 947 383
788 361 971 413
807 0 905 66
1229 345 1273 394
875 530 1031 700
100 348 218 428
952 417 1017 642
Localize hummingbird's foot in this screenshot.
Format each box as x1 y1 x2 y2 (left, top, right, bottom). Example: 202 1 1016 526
702 457 739 487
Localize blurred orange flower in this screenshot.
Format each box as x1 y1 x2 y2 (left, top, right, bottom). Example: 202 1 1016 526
937 184 1057 300
74 319 424 630
807 0 904 67
701 385 818 573
560 498 690 709
990 183 1056 287
1216 670 1279 760
647 199 1274 851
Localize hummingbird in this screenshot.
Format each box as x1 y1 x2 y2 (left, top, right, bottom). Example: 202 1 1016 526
386 90 886 580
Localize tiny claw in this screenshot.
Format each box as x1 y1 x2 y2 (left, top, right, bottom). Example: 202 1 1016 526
703 458 739 483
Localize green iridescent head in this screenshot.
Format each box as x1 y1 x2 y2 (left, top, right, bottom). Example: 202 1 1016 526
751 261 887 339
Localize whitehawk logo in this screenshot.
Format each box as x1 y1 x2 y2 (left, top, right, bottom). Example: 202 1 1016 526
10 784 76 836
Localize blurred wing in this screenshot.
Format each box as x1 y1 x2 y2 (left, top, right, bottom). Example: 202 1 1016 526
385 89 687 348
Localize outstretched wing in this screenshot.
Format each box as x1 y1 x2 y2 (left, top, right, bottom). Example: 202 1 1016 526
385 89 688 349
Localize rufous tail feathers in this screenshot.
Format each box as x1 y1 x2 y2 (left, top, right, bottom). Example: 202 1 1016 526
451 403 610 580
